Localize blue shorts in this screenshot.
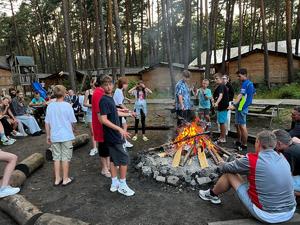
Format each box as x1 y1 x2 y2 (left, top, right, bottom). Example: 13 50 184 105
217 110 228 124
293 176 300 192
235 110 247 125
236 183 261 221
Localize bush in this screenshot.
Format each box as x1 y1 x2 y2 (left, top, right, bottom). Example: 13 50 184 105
255 83 300 99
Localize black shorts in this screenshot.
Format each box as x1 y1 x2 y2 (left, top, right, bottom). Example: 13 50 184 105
98 142 110 157
107 143 129 166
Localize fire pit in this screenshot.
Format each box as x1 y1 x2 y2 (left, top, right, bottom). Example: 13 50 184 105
136 119 234 187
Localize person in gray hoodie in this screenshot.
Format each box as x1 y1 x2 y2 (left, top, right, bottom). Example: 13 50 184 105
199 130 296 224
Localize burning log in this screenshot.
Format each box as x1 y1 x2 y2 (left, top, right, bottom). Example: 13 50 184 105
197 147 209 169
145 131 210 153
172 146 183 167
181 145 194 166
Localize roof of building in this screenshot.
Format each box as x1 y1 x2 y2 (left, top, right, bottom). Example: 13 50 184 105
0 56 10 70
15 56 35 66
189 39 300 67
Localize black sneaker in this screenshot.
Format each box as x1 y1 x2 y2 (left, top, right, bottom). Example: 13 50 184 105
237 145 247 153
234 141 242 149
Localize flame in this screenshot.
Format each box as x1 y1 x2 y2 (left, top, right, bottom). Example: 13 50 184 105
175 118 204 148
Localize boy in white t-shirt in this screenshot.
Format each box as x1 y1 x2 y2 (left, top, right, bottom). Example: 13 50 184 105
45 85 77 186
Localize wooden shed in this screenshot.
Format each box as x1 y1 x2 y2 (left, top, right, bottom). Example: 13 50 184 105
224 49 300 84
141 62 204 95
0 56 13 93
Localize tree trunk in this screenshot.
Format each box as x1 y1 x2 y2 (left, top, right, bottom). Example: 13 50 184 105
125 0 131 66
62 0 76 90
183 0 191 69
221 0 231 73
205 0 219 78
286 0 294 82
140 0 144 65
238 0 243 69
107 0 115 71
93 0 101 69
113 0 125 77
260 0 270 88
9 0 21 55
295 2 300 55
275 1 280 52
205 0 210 78
197 0 203 67
227 0 235 61
161 0 175 96
99 0 108 68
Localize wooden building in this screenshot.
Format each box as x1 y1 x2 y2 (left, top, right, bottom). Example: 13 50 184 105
0 56 13 93
224 49 300 84
141 62 204 95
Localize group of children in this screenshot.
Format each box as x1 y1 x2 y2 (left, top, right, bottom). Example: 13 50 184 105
194 73 234 143
45 76 152 197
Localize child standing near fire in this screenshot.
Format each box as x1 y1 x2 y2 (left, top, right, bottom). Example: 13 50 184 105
128 81 152 142
194 79 212 128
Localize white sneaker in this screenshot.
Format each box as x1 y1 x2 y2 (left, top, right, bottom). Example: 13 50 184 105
12 132 23 137
199 189 221 204
124 140 133 148
8 138 16 143
89 148 98 156
118 184 135 197
110 182 120 192
1 137 14 146
0 186 20 198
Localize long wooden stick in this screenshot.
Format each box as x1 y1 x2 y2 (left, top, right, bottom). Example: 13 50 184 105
145 131 210 153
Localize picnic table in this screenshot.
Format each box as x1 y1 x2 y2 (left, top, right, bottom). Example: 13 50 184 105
231 99 283 127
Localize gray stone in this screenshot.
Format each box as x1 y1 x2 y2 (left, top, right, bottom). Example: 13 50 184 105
190 179 196 186
144 156 157 167
159 166 169 175
156 176 166 183
167 176 180 186
184 175 192 183
196 177 212 186
209 173 219 181
153 171 159 179
135 162 144 169
142 166 152 176
158 158 169 166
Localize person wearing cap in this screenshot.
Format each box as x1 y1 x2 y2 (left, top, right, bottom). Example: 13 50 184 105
228 68 255 152
175 70 192 126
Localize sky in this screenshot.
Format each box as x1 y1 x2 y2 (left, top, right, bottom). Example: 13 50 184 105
0 0 23 16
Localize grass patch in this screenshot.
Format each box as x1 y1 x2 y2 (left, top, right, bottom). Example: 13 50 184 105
255 83 300 99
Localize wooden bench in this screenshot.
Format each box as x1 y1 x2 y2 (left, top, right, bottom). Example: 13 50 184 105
231 108 277 128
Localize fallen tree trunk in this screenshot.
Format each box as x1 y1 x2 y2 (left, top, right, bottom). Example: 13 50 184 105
46 134 89 161
10 153 44 187
0 194 42 225
0 195 90 225
35 213 89 225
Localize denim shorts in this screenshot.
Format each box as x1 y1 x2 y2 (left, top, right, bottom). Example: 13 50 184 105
293 175 300 192
235 110 247 125
217 110 228 124
236 183 261 221
86 108 92 123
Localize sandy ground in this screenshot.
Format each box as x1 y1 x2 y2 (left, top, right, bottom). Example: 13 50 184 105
0 122 261 225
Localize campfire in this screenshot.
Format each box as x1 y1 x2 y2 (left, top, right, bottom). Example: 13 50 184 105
148 118 231 169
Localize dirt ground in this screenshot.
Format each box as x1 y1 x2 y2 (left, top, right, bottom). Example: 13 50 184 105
0 122 261 225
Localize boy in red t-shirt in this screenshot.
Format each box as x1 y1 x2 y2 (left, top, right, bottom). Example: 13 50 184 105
92 77 110 177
